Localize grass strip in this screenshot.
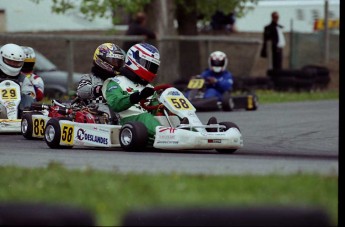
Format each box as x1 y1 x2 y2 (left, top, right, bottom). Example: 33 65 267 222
0 164 338 226
254 89 338 104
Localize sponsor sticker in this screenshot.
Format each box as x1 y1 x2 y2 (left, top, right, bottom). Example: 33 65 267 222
158 135 176 140
76 128 108 145
107 86 118 91
208 139 221 143
158 127 176 133
157 141 178 144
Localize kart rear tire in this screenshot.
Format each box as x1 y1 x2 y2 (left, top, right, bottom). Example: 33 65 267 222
216 121 240 154
246 93 259 111
44 118 73 149
120 122 148 151
21 112 42 139
221 92 234 111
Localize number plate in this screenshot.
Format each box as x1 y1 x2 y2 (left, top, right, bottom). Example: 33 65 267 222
32 117 46 137
166 96 194 111
60 123 74 145
187 79 205 89
1 88 18 100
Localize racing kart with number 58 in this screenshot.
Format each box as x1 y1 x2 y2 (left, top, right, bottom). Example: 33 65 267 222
43 84 243 154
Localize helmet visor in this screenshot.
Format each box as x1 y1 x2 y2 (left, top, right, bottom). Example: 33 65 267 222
4 57 24 68
139 58 159 74
106 56 124 71
211 59 225 67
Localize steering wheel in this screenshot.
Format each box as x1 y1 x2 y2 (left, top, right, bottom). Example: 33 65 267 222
140 84 172 111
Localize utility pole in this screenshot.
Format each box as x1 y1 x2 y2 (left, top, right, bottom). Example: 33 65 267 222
324 0 329 64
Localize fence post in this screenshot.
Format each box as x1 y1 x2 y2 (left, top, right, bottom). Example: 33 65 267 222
66 39 74 96
323 0 329 64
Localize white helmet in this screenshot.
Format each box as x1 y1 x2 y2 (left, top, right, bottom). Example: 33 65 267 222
125 43 160 83
0 43 25 77
208 51 228 73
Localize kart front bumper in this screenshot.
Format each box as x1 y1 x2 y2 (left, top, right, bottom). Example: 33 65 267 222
0 119 21 133
153 126 243 150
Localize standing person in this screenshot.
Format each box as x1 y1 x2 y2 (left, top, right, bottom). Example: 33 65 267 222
76 43 125 115
0 43 35 118
122 12 157 52
102 43 161 144
21 46 45 102
260 11 286 70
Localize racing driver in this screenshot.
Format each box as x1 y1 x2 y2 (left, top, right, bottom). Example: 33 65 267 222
0 43 35 118
198 50 234 101
76 43 125 122
102 43 161 144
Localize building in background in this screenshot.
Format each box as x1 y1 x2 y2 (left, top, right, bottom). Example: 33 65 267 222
0 0 121 32
236 0 339 33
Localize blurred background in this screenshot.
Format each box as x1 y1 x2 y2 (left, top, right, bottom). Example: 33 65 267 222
0 0 339 95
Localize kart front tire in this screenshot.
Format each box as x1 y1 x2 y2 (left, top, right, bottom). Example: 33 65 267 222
119 122 148 151
21 112 42 139
222 92 234 111
44 118 73 149
216 121 240 154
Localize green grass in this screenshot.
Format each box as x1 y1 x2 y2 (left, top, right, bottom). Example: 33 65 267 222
254 89 339 104
0 164 338 226
28 89 339 225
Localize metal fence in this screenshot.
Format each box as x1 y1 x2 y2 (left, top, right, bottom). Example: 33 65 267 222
0 33 262 93
0 32 338 94
289 32 339 69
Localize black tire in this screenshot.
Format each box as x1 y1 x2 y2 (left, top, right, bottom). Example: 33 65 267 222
119 122 148 151
186 89 200 101
221 92 234 111
44 118 73 149
190 97 219 111
216 121 240 154
21 112 42 139
0 202 95 226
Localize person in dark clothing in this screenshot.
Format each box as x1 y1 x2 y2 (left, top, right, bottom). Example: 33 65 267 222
122 12 157 52
260 11 285 70
210 10 236 32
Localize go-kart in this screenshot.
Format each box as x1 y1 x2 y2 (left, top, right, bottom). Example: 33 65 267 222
21 98 118 139
0 79 23 133
185 77 258 111
43 84 243 153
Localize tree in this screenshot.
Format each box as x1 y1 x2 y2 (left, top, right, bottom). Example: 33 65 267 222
42 0 257 26
33 0 257 82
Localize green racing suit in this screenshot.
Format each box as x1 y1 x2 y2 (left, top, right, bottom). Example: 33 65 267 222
102 75 160 144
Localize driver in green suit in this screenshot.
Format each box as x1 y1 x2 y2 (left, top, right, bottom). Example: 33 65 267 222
102 43 161 144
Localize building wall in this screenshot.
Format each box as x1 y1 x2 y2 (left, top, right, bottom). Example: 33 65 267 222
0 10 6 32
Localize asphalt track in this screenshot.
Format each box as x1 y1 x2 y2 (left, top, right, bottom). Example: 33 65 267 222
0 100 338 176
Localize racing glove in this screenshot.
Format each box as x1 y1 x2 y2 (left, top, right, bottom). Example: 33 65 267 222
129 87 155 104
93 85 103 97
